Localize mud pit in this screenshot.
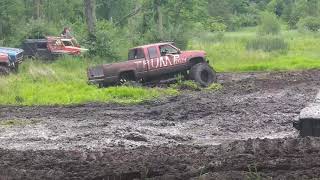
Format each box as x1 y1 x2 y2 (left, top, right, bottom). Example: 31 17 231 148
0 70 320 179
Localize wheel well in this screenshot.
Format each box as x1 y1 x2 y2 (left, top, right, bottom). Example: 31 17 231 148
119 71 136 81
189 57 205 66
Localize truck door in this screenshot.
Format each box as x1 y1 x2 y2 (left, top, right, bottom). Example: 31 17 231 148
158 44 186 73
128 48 146 79
146 45 182 76
146 46 160 72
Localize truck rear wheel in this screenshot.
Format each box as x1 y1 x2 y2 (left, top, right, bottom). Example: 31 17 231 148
189 63 217 87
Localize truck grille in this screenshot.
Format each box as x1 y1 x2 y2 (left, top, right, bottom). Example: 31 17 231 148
16 52 24 62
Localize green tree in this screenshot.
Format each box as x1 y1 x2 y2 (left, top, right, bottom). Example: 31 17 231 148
258 12 281 35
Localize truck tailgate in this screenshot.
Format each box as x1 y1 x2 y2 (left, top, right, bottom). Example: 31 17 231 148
88 66 104 79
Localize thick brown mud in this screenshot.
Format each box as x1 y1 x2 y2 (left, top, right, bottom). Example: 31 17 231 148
0 70 319 179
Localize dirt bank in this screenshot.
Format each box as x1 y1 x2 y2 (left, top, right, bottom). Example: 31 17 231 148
0 70 319 179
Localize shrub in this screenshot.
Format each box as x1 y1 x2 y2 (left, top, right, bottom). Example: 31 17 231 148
204 17 227 32
258 12 281 35
84 21 129 59
144 23 190 50
24 19 59 39
246 36 288 53
298 16 320 32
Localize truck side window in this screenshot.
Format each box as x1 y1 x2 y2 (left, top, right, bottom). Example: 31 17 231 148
128 48 145 60
148 47 158 59
36 42 47 49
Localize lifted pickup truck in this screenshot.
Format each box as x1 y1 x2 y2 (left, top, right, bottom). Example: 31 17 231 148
88 42 217 87
0 47 24 75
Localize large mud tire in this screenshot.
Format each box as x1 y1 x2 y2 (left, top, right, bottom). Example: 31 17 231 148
0 66 10 76
189 63 217 87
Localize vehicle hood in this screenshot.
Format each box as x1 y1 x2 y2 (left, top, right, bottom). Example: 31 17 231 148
0 47 24 56
65 46 89 52
181 50 206 57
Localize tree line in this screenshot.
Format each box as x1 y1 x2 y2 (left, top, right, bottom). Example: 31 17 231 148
0 0 319 58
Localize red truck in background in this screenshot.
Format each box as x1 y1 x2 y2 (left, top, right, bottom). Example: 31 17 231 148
88 42 217 87
22 36 88 60
0 53 10 75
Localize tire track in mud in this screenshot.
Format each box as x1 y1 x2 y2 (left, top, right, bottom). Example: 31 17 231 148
0 70 319 179
1 138 320 180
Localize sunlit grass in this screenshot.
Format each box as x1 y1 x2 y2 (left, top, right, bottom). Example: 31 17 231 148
189 29 320 72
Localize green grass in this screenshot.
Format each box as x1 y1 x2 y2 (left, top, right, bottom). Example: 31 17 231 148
170 80 201 91
0 58 178 106
189 29 320 72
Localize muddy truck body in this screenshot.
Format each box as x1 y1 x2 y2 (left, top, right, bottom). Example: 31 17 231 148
0 47 24 75
88 42 217 87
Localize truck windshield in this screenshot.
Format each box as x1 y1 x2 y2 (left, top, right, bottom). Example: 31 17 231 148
128 48 145 60
63 40 73 47
159 45 179 56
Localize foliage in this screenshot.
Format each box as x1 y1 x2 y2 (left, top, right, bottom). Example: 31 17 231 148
171 80 200 91
298 16 320 32
246 164 262 180
1 0 320 51
84 21 129 59
205 83 223 92
246 36 288 53
258 12 281 35
171 80 222 92
0 0 25 44
24 19 59 39
204 17 227 32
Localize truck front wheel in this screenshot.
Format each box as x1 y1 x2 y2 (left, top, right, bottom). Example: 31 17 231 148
0 66 10 76
189 63 217 87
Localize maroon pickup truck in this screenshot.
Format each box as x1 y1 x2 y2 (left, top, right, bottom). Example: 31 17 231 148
88 42 217 87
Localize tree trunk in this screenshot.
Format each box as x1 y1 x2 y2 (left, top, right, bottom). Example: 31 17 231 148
33 0 41 19
84 0 97 35
157 2 163 40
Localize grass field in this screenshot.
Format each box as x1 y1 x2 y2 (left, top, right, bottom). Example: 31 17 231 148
190 28 320 72
0 58 177 105
1 28 319 105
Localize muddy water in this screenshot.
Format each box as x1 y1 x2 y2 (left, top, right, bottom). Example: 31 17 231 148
0 70 319 179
